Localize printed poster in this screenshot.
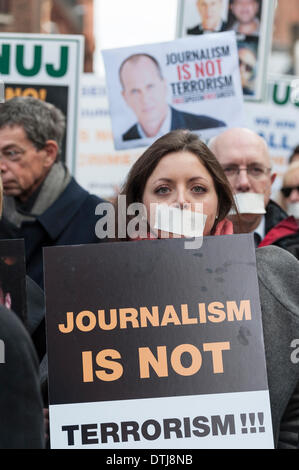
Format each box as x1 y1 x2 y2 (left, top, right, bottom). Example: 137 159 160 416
102 31 245 150
77 74 144 199
0 33 84 173
176 0 275 101
44 235 274 449
244 74 299 200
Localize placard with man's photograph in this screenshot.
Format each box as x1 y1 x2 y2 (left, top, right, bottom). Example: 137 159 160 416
102 31 245 150
176 0 275 101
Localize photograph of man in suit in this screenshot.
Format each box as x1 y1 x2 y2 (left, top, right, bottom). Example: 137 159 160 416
186 0 227 35
119 53 226 141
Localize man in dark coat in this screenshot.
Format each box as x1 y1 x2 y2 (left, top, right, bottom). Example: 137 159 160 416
209 127 299 258
0 97 106 289
0 304 44 448
119 54 226 142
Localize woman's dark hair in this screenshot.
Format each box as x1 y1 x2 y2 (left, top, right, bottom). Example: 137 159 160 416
114 129 238 240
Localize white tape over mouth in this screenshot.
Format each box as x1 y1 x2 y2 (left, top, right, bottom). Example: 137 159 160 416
287 202 299 219
154 204 207 238
229 193 266 215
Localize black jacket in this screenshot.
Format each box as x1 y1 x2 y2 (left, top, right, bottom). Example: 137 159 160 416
0 305 44 448
122 106 226 141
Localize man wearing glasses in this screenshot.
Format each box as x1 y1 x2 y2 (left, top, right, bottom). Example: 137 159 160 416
209 127 299 257
0 97 105 288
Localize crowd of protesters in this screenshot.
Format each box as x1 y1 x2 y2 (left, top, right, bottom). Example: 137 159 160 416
0 92 298 450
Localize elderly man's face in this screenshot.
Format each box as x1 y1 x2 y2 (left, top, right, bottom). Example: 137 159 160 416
0 125 55 202
231 0 259 24
121 56 168 137
197 0 223 30
211 129 275 210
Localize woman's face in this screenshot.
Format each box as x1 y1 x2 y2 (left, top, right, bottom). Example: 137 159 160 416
142 151 219 236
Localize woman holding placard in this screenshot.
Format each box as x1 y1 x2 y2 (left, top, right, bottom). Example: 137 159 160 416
112 129 299 449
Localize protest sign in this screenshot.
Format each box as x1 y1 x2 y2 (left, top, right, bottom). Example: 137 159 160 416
102 31 245 150
176 0 275 101
0 239 27 325
0 33 84 172
76 74 144 199
244 74 299 200
44 235 274 449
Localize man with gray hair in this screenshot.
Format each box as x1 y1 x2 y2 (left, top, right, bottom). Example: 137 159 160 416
0 97 105 288
209 127 299 259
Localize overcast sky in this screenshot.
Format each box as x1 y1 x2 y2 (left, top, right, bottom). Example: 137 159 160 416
94 0 179 76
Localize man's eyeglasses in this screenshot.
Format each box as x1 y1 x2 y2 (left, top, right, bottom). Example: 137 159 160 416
0 142 45 163
0 148 26 163
222 164 271 179
280 185 299 198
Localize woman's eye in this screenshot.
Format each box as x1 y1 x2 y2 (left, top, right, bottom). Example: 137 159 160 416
192 185 206 193
155 186 170 194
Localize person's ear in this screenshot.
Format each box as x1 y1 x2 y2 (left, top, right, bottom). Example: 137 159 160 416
4 292 11 310
43 140 59 167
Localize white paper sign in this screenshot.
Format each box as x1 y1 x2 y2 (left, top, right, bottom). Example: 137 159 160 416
76 74 144 199
244 75 299 200
102 32 245 150
0 33 84 173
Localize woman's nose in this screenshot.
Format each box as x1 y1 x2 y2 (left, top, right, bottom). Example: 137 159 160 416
174 189 190 209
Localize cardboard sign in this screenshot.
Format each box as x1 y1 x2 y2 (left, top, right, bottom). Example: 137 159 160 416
244 74 299 200
76 73 144 199
0 239 27 325
44 235 274 449
0 33 84 173
102 32 245 150
176 0 275 101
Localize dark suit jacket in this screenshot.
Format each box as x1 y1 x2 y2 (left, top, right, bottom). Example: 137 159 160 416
122 106 226 141
187 21 228 35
